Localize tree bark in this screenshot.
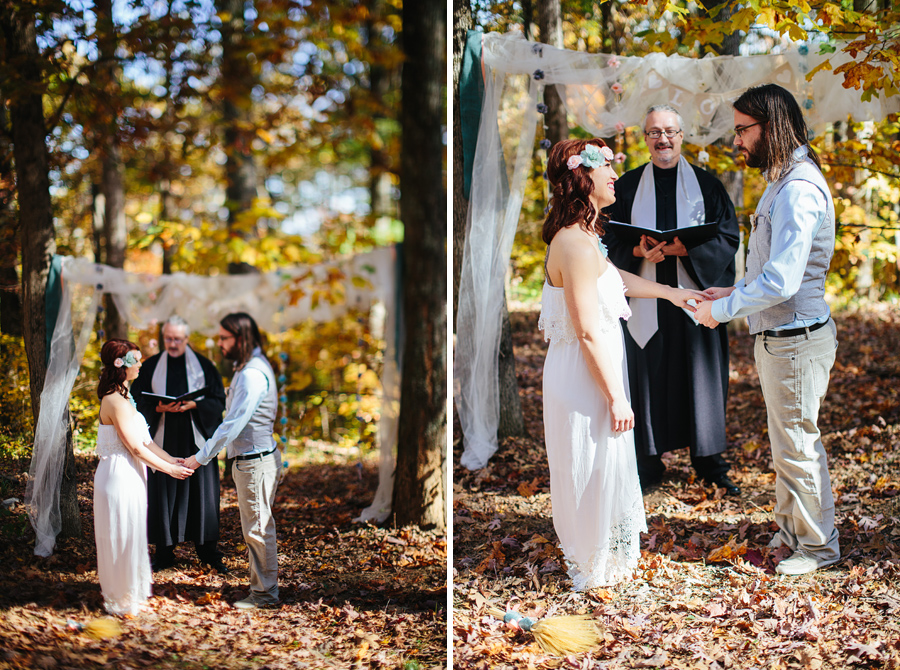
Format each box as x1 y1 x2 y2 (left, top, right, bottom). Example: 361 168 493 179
497 292 526 436
392 0 446 530
0 93 23 336
452 0 472 325
217 0 258 233
537 0 567 146
2 8 80 538
95 0 127 339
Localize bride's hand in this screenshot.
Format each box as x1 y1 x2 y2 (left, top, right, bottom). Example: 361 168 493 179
667 287 708 311
610 395 634 434
167 463 194 480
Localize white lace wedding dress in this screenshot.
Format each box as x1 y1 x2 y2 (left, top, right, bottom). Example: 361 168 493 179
539 263 647 590
94 412 153 615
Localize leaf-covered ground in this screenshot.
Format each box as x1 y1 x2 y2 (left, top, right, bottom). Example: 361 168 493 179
0 445 446 669
453 304 900 669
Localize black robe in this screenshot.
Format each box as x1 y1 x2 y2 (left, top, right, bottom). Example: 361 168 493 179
604 162 740 458
132 350 226 547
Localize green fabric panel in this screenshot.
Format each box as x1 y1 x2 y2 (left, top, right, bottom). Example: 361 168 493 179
45 254 64 366
460 30 485 200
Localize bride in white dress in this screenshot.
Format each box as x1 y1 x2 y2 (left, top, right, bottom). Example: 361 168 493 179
95 340 194 615
539 139 707 590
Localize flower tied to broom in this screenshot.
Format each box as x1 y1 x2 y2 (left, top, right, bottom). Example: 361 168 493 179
488 607 602 656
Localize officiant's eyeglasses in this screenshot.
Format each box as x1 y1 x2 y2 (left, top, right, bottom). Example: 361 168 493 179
644 129 681 139
734 121 763 138
164 337 186 344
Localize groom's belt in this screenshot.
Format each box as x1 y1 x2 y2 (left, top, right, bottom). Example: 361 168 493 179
234 447 277 461
760 319 829 338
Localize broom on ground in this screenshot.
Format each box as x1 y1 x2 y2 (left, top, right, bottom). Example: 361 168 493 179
487 607 603 656
67 617 123 640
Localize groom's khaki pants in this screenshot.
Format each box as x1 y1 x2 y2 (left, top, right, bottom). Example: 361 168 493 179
755 319 840 562
233 450 280 602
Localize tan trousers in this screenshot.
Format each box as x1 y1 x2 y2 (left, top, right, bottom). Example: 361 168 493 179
755 319 840 562
233 450 280 602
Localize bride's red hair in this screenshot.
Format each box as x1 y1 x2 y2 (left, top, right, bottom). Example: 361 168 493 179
97 339 140 400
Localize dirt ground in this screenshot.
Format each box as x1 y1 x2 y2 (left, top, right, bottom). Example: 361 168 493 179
453 304 900 669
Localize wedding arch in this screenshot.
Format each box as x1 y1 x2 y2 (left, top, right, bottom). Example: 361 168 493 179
27 247 399 557
456 31 900 471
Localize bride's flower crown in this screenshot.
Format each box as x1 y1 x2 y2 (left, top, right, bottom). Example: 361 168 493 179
567 144 614 171
114 350 142 368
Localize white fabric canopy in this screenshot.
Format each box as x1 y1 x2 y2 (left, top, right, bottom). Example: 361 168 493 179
455 31 900 470
27 247 399 556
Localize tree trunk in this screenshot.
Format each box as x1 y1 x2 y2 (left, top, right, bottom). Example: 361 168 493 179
452 0 472 325
497 292 526 436
2 9 81 538
537 0 567 146
217 0 258 233
392 0 446 530
0 93 23 336
96 0 127 339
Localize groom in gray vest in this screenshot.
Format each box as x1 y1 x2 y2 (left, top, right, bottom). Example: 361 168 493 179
185 312 280 606
695 83 839 576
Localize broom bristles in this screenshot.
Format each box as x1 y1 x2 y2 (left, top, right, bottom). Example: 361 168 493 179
487 608 602 656
82 617 123 640
532 615 602 656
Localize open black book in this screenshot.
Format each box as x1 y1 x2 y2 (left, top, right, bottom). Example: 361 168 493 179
605 220 719 246
141 387 209 404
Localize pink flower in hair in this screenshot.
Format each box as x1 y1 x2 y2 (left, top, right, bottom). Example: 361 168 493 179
114 358 124 368
600 146 615 162
567 155 584 170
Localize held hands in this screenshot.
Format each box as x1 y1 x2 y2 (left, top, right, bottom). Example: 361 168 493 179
168 461 194 480
694 286 735 328
667 287 709 312
183 455 202 471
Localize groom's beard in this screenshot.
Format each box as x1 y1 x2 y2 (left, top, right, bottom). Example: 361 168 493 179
744 137 770 170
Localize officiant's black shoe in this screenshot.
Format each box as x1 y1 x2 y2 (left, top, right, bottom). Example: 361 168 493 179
704 474 741 496
203 559 229 574
151 557 176 572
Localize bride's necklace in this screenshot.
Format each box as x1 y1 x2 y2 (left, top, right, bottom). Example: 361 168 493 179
586 226 609 259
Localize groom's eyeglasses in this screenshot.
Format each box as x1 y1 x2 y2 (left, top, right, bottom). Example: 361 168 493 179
734 121 763 138
644 129 682 139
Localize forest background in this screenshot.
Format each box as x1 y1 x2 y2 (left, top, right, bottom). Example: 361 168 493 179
452 0 900 668
0 1 447 668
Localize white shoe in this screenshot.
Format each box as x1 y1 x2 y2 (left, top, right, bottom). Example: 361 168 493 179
233 593 281 609
775 550 838 576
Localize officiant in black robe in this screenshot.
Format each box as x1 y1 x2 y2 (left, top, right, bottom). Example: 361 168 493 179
131 316 228 571
604 105 741 495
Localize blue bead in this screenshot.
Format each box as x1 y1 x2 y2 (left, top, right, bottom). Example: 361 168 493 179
280 417 288 425
799 45 808 56
278 375 287 384
540 139 552 150
280 352 288 361
280 395 287 403
281 435 288 443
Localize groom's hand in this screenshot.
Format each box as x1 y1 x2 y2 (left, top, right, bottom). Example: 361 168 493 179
183 455 201 470
694 300 720 328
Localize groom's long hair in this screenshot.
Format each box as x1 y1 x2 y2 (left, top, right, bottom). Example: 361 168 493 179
733 83 820 182
220 312 265 370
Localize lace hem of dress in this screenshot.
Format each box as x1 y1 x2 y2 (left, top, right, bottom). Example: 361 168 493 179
560 502 647 591
104 588 150 617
